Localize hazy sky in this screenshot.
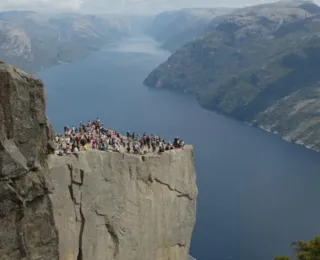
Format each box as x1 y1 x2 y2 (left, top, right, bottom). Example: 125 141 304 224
0 0 318 14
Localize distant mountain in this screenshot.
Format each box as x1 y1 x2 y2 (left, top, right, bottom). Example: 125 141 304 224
0 11 130 72
146 8 234 51
144 0 320 150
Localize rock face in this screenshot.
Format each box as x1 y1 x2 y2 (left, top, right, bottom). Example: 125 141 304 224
0 61 198 260
0 61 59 259
47 148 197 260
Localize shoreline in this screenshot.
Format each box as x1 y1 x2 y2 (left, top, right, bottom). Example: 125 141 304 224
32 37 131 76
35 35 168 76
147 85 320 154
255 124 320 153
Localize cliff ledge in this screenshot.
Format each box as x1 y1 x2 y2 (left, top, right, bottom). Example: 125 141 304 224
0 61 198 260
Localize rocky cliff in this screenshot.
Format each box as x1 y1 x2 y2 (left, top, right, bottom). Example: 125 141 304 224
0 61 58 259
0 61 198 260
47 148 197 260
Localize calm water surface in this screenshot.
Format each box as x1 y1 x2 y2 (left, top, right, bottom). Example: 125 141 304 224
37 36 320 260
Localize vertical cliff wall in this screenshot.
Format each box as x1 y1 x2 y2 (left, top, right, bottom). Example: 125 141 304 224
0 61 198 260
47 148 197 260
0 62 59 259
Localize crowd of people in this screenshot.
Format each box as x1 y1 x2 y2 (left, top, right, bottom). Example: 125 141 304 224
54 118 185 156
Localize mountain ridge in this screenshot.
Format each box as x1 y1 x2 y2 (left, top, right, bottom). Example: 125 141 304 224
146 7 234 52
0 11 131 73
144 0 320 150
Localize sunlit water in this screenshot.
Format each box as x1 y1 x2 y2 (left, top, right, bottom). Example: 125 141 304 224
37 36 320 260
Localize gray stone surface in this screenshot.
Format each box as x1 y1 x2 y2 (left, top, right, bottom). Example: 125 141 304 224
0 61 198 260
0 62 59 260
46 148 197 260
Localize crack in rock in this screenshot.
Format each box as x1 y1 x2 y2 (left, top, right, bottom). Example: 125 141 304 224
9 176 49 259
176 243 186 248
95 210 120 258
154 178 194 201
6 182 26 206
16 199 29 258
77 195 85 260
68 166 78 222
128 165 134 180
67 164 85 260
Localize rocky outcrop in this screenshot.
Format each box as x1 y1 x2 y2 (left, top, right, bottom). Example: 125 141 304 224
46 148 197 260
0 61 198 260
0 61 59 259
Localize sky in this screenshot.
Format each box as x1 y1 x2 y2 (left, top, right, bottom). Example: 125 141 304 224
0 0 319 14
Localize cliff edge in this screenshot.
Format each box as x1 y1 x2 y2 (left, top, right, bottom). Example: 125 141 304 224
0 61 198 260
47 148 197 260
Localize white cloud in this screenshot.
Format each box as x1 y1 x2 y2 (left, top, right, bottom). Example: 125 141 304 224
0 0 319 14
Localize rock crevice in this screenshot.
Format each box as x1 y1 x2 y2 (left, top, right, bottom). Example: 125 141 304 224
153 177 194 201
94 209 120 258
67 164 86 260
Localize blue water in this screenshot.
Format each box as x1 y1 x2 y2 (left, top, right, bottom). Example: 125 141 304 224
37 36 320 260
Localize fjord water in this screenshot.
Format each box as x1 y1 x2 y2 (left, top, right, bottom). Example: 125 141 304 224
37 36 320 260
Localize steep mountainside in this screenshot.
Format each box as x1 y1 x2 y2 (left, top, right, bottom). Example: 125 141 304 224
0 61 198 260
144 0 320 150
146 8 234 51
0 61 58 259
0 11 130 73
